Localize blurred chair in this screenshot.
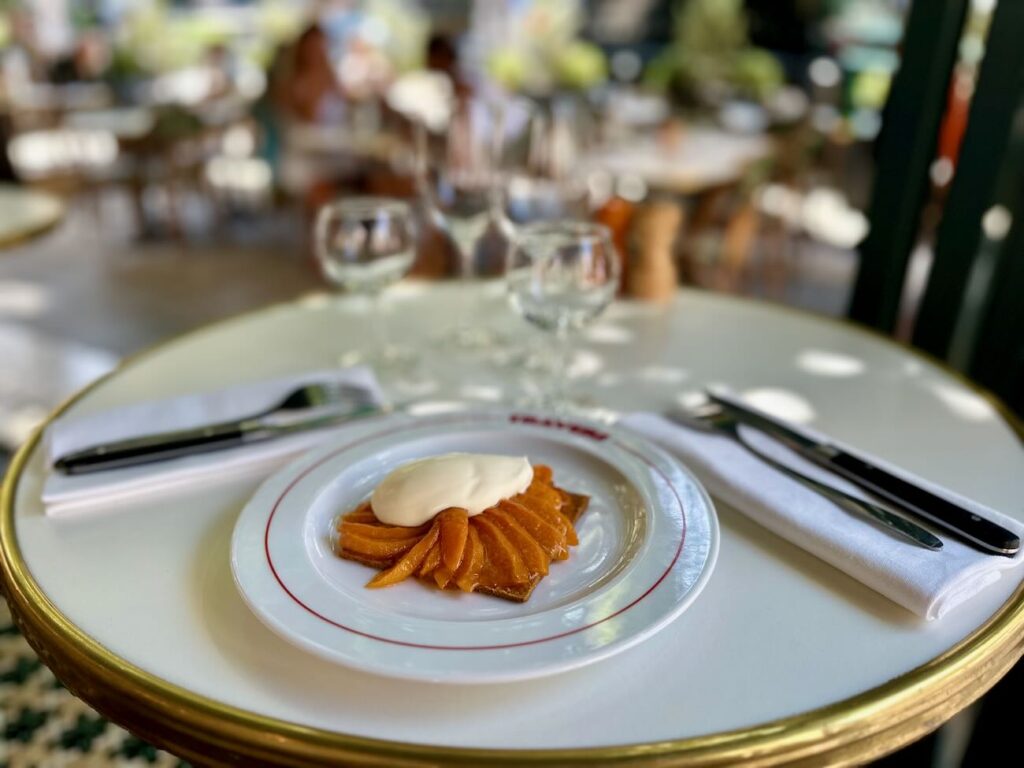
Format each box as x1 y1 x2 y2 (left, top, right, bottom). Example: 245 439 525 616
848 0 1024 418
649 107 821 297
121 105 208 239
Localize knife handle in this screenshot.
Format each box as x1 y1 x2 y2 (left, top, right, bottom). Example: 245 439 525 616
54 421 255 475
829 452 1020 556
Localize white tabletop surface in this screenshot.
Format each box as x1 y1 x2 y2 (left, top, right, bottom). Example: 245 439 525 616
11 283 1024 751
586 127 772 194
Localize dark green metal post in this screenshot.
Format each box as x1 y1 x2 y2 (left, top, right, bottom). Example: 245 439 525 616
913 0 1024 359
848 0 968 332
970 202 1024 417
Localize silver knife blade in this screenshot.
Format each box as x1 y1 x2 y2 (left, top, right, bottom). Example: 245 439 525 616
706 388 1020 556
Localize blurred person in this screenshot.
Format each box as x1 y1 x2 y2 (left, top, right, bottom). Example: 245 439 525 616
50 30 112 84
385 33 460 135
337 34 393 100
275 24 346 123
203 43 236 100
425 33 470 98
1 9 45 100
271 22 356 236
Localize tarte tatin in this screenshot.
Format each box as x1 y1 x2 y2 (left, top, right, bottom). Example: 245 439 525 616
334 464 588 602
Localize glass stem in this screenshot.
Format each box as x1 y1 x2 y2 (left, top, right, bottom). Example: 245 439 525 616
371 290 389 353
550 327 572 408
461 244 476 280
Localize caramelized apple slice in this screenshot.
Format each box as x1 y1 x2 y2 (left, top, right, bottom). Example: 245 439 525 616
342 533 420 559
497 500 567 559
522 483 580 546
560 516 579 547
453 526 484 592
532 465 554 485
341 506 377 525
419 543 442 576
524 477 564 506
341 521 429 540
473 516 530 585
485 509 549 576
517 489 576 546
366 521 440 588
437 508 469 572
433 565 454 589
559 490 590 525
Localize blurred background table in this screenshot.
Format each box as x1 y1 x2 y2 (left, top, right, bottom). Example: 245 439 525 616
585 127 772 195
62 106 156 142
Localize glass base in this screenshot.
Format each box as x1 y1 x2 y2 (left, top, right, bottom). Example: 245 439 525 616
514 388 602 415
433 324 507 351
488 343 548 369
339 344 418 373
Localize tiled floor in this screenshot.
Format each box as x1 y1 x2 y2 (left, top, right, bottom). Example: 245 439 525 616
1 601 187 768
0 194 321 444
0 196 319 357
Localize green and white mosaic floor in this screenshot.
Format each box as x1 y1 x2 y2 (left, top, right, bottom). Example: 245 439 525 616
0 601 185 768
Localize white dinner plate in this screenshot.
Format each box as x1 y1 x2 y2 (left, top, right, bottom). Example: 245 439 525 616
230 410 719 683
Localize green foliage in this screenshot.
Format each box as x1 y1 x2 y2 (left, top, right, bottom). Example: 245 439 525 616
115 2 229 74
645 0 784 105
732 48 785 100
485 0 607 94
554 41 608 90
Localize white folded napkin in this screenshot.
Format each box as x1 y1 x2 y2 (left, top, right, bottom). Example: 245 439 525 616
622 413 1024 620
43 367 384 517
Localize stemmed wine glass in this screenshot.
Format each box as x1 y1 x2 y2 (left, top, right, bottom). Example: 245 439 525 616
501 97 591 226
507 221 620 410
416 97 510 348
314 196 417 371
488 99 594 369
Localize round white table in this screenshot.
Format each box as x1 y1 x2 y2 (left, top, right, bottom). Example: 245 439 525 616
0 185 65 248
3 284 1023 766
63 107 156 141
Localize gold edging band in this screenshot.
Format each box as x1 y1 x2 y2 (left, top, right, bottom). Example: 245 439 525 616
2 288 1023 766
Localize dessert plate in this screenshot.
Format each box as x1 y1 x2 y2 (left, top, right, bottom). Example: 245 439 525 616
231 410 718 683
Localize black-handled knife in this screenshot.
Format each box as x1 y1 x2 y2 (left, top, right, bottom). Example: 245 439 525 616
706 389 1020 557
53 404 381 476
54 421 258 475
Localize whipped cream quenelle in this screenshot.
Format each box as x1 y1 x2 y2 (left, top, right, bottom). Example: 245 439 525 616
370 453 534 527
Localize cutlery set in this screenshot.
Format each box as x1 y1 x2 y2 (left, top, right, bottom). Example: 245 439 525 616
52 381 1018 558
673 390 1018 556
665 404 944 551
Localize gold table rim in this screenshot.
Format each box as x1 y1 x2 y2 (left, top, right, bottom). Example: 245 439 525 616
2 289 1023 766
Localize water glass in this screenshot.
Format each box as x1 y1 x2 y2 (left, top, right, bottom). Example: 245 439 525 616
507 221 620 409
314 197 416 369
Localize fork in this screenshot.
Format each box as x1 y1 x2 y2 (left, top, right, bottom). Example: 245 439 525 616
666 405 943 551
53 381 382 475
